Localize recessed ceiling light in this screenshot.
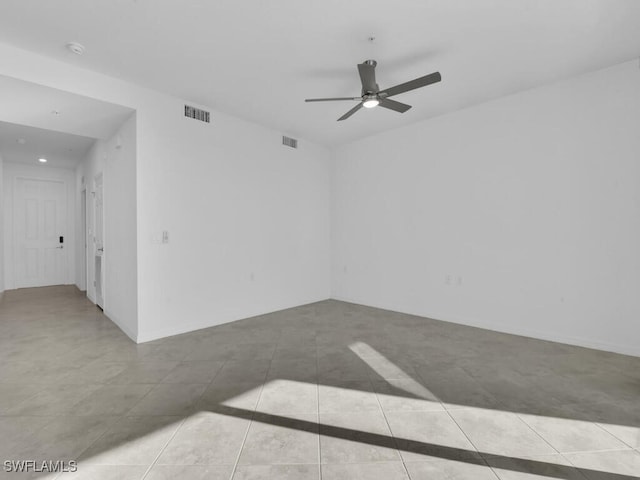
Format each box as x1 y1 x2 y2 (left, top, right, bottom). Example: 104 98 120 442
38 158 47 163
66 42 85 55
17 138 26 145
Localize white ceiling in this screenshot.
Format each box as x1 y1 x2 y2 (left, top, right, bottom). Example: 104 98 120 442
0 75 134 140
0 0 638 146
0 121 95 168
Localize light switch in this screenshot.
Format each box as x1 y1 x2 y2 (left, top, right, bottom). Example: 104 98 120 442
162 231 169 244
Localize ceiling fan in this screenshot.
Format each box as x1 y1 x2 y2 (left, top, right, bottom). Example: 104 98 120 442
305 60 441 121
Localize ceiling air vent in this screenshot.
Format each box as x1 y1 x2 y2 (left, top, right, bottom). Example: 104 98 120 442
282 136 298 149
184 105 210 123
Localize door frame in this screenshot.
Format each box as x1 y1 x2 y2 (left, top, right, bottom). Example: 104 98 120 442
93 172 104 309
79 188 88 291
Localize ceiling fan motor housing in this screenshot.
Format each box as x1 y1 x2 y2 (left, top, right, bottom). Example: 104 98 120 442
362 59 379 94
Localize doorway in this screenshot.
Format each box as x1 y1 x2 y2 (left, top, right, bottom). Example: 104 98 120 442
79 188 87 291
94 173 104 309
13 177 67 288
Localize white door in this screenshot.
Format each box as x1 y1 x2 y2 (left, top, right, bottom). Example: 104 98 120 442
14 178 67 288
94 174 104 308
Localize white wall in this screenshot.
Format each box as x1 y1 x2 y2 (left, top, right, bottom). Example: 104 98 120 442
137 111 331 341
0 43 331 342
332 60 640 357
3 162 76 290
77 115 138 339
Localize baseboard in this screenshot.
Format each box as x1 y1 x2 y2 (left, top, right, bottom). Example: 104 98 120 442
104 308 138 343
331 295 640 358
137 295 332 343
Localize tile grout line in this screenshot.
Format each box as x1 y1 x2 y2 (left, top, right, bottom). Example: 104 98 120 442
371 379 413 480
554 446 638 455
51 306 105 368
120 383 165 417
442 408 501 479
139 415 190 480
316 342 322 480
202 358 231 388
138 356 231 479
556 451 592 480
132 354 228 413
70 414 125 461
593 421 638 451
42 408 129 480
513 412 564 456
227 417 254 480
227 346 277 480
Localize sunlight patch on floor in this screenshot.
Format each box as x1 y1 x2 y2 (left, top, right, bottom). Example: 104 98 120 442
349 341 438 400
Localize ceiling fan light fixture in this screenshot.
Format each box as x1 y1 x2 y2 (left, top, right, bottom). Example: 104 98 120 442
363 98 379 109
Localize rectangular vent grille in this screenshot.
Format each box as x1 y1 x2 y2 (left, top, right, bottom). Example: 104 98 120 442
184 105 210 123
282 136 298 149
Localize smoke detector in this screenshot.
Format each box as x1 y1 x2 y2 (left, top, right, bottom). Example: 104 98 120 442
66 42 85 55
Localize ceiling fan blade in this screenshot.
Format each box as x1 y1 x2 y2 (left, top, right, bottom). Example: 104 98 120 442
357 62 379 93
379 98 412 113
305 97 361 102
379 72 441 98
337 103 363 121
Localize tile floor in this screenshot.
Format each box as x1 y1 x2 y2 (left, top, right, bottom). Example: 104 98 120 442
0 286 639 479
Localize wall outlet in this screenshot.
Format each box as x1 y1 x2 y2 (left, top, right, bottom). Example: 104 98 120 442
456 276 463 286
445 274 452 285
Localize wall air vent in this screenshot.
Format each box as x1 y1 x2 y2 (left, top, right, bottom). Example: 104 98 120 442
184 105 210 123
282 136 298 149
